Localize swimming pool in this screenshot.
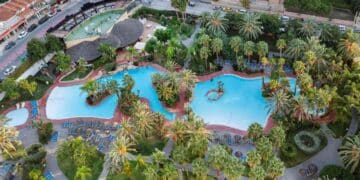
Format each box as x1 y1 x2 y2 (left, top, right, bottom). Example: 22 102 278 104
5 108 29 127
46 67 175 120
190 74 297 130
65 10 124 41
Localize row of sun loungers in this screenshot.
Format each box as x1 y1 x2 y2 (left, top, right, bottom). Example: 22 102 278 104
211 133 253 146
30 101 39 119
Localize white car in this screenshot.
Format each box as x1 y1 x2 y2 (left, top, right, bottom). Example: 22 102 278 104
48 11 57 17
18 31 28 39
3 66 16 76
338 25 346 32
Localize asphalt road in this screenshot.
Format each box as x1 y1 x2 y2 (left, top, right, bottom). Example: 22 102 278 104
0 0 86 79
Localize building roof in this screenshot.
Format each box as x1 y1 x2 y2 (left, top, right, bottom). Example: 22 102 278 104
0 7 16 21
67 18 144 62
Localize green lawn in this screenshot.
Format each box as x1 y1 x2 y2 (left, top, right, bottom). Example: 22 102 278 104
280 128 328 167
62 67 92 81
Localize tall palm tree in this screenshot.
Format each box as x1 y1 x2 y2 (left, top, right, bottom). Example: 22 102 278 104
243 41 255 63
298 19 318 37
205 11 228 34
109 136 136 171
133 101 153 138
246 150 261 168
247 123 263 141
339 134 360 173
0 116 18 157
192 158 209 180
208 145 228 179
223 156 244 180
338 29 360 60
197 34 211 48
211 37 223 63
254 137 273 161
74 166 92 180
118 120 135 142
177 0 188 21
239 13 262 40
292 95 310 122
167 120 187 144
285 38 307 60
267 157 285 179
80 80 99 97
170 0 181 19
269 126 286 151
98 43 116 63
229 36 243 61
267 89 292 117
161 162 178 179
199 46 210 70
257 41 268 60
143 164 158 179
248 166 266 180
276 39 287 58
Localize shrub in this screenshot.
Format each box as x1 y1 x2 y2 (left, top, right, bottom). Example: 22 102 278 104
319 165 355 180
37 122 53 144
104 62 116 72
294 131 321 154
280 143 298 158
23 144 47 180
284 0 332 15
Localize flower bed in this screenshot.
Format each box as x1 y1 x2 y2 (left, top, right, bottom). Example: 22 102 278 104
294 131 321 154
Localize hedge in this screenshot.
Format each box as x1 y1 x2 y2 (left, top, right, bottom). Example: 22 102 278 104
319 165 355 180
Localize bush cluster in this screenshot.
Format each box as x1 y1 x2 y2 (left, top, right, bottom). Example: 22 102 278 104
284 0 332 15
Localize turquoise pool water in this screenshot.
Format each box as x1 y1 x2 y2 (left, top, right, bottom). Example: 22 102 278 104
5 108 29 127
65 10 123 41
190 74 297 130
46 67 175 120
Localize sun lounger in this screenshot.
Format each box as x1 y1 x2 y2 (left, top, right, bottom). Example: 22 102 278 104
44 170 54 180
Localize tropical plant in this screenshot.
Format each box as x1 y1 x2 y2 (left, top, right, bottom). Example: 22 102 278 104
80 80 99 97
127 46 138 60
338 29 360 60
77 58 88 74
192 158 209 179
248 166 266 180
55 51 72 72
74 166 92 180
18 79 37 96
45 34 63 52
255 136 273 161
298 20 318 37
223 156 244 180
292 95 311 121
208 145 228 178
199 47 210 70
246 150 262 168
27 38 47 61
28 169 45 180
269 125 286 150
276 39 287 58
0 78 20 100
211 37 223 62
239 13 262 40
229 36 243 60
109 136 136 172
267 89 292 117
267 157 285 179
339 134 360 173
205 11 228 34
243 41 256 63
247 123 263 141
257 41 269 60
0 115 19 158
285 38 307 60
132 101 153 138
98 43 116 63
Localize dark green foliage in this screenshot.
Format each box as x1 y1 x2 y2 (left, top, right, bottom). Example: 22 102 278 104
27 38 47 61
23 144 47 179
45 35 64 52
135 138 166 156
284 0 332 15
154 28 173 43
351 0 360 13
37 121 53 144
319 165 356 180
118 75 139 116
260 14 281 35
104 62 116 72
145 38 158 55
280 143 298 158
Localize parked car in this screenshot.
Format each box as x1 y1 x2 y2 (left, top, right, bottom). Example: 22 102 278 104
3 66 16 76
48 11 57 17
38 15 49 24
188 1 195 7
18 31 28 39
281 16 290 22
338 25 346 32
4 41 16 51
27 24 38 32
237 9 247 14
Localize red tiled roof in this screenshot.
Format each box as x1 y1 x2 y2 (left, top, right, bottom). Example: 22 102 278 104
13 0 28 6
0 7 16 21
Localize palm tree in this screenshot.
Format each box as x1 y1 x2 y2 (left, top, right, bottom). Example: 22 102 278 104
243 41 255 63
98 43 116 63
298 20 318 37
205 11 228 34
199 12 210 26
248 166 266 180
143 164 158 179
208 145 227 178
285 38 307 60
161 162 179 179
75 166 92 180
276 39 287 58
199 46 210 70
180 69 197 89
297 73 313 94
192 158 209 180
339 134 360 173
247 123 263 141
211 37 223 63
254 137 273 161
269 125 286 151
177 0 188 21
239 13 262 40
246 150 261 168
229 36 243 61
267 157 285 179
109 136 136 171
0 116 18 157
257 41 268 61
292 95 311 122
127 46 138 60
223 156 244 180
338 29 360 60
133 101 153 138
170 0 181 19
293 60 306 76
80 80 99 97
77 58 88 74
118 120 135 142
267 89 292 117
197 34 211 47
167 120 187 144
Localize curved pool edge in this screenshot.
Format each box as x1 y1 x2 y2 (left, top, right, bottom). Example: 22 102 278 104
2 102 31 128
